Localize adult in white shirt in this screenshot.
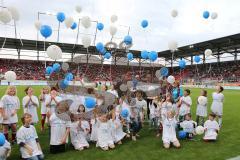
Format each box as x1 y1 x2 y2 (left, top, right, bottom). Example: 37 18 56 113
1 86 20 143
17 113 43 159
211 85 224 127
22 87 39 124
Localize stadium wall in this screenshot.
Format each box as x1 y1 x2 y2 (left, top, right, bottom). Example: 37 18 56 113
1 80 240 90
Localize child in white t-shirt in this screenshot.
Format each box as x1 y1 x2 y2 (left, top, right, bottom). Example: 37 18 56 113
180 113 197 139
49 105 70 154
70 104 90 151
203 113 220 141
179 89 192 122
1 86 20 143
16 113 43 160
96 114 115 151
162 111 180 149
22 87 40 124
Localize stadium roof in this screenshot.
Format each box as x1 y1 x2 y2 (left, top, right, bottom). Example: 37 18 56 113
160 33 240 61
1 33 240 61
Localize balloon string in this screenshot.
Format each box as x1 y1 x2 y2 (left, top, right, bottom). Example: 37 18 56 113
1 25 7 49
44 39 46 68
57 22 60 42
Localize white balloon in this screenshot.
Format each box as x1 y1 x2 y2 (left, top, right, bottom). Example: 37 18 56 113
0 9 12 24
7 6 20 21
120 84 128 92
65 17 74 28
167 75 175 84
81 16 91 28
195 126 204 135
110 15 118 23
109 25 117 36
171 9 178 18
204 49 212 57
62 62 69 71
34 21 42 30
168 40 178 51
46 45 62 60
4 71 17 82
198 96 207 106
211 12 218 20
75 5 82 13
82 35 92 48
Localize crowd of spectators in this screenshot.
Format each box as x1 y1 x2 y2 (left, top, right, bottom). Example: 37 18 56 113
0 59 239 84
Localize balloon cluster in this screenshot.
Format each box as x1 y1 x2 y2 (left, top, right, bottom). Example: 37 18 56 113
203 10 218 20
140 50 158 61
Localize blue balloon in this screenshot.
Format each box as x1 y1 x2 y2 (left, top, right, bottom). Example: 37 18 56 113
71 22 77 30
203 11 210 19
160 67 169 76
148 51 158 61
121 109 129 118
60 79 69 89
141 20 148 28
53 63 61 72
194 56 201 63
96 42 104 52
179 60 186 69
97 22 104 31
45 66 53 75
57 12 66 22
127 52 133 61
40 25 52 38
172 88 178 99
0 133 5 146
141 50 148 59
179 87 184 97
100 48 106 55
85 97 96 109
104 52 111 59
178 130 187 139
65 72 74 81
124 35 133 45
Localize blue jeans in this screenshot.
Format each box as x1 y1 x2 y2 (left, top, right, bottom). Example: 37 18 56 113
24 154 44 160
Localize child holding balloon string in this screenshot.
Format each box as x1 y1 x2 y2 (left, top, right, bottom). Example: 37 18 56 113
196 89 208 126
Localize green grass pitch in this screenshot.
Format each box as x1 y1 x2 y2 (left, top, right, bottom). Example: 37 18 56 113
0 86 240 160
